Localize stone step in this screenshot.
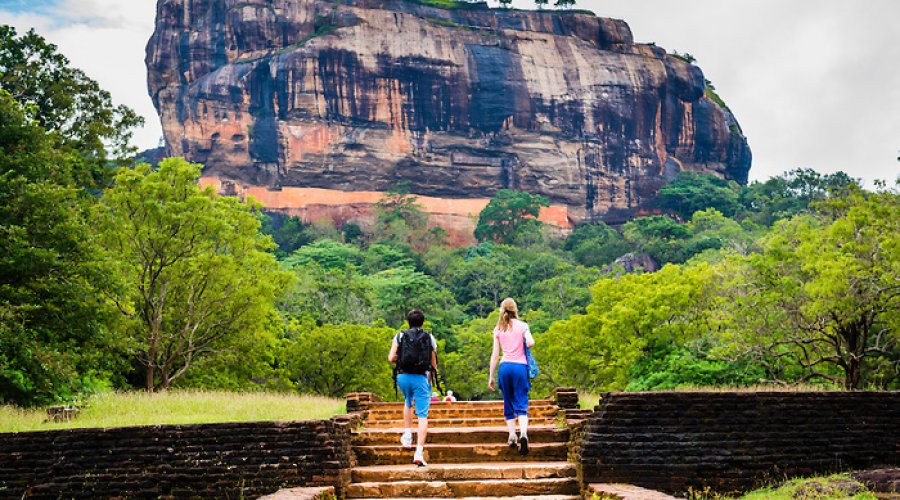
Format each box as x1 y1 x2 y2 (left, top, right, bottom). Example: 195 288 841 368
364 417 558 429
354 442 568 466
587 483 678 499
351 462 576 483
346 478 580 498
347 496 581 500
353 426 569 446
367 400 555 410
366 406 559 421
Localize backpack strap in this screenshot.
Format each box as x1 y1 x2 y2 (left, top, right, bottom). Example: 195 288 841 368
394 329 415 395
432 349 444 396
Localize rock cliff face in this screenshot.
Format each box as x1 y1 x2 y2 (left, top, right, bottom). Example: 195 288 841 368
147 0 751 240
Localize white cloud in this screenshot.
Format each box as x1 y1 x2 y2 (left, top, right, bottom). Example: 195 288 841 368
538 0 900 185
1 0 162 150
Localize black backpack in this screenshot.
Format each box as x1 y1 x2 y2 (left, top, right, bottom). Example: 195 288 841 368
397 328 433 375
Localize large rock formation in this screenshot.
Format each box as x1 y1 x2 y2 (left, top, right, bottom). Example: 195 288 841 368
147 0 751 242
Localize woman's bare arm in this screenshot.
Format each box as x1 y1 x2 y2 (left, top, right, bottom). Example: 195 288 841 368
488 334 500 391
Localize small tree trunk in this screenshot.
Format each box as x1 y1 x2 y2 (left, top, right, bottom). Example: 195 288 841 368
842 323 864 390
845 359 862 390
146 361 156 392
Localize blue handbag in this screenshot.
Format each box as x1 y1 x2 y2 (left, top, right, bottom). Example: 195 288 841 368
524 340 539 379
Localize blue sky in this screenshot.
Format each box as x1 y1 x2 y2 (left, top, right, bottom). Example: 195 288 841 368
2 0 898 185
0 0 57 14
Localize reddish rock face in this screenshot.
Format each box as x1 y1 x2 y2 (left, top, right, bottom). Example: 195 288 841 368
147 0 751 231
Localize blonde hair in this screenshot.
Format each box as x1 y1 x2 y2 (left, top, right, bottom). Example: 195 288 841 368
497 297 518 332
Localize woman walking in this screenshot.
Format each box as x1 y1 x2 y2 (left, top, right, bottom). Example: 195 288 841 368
488 298 535 455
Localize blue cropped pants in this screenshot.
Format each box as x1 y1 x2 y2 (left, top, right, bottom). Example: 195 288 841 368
497 362 530 420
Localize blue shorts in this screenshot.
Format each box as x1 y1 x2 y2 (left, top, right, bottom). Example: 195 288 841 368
498 362 530 420
397 373 431 418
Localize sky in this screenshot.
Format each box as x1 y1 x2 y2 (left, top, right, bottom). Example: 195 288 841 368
2 0 898 185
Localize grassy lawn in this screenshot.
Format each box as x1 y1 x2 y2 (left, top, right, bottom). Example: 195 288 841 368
0 390 345 433
738 474 875 499
579 392 601 409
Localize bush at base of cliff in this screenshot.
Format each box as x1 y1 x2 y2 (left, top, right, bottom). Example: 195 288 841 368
660 171 742 219
474 190 549 245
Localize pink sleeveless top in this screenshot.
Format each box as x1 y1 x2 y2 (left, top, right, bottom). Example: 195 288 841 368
494 318 531 365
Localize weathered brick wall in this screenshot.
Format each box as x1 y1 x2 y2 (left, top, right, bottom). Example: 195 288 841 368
580 392 900 495
0 419 352 499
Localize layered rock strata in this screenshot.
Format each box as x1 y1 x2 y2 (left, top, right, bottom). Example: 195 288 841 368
147 0 751 240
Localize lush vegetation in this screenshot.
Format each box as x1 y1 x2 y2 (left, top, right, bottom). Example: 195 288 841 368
736 474 876 499
0 391 343 432
1 26 898 410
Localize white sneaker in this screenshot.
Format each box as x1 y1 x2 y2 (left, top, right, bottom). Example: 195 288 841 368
400 430 413 448
507 433 518 448
413 449 427 467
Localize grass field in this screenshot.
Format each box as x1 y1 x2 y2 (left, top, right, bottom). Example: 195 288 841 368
738 474 876 499
0 390 345 433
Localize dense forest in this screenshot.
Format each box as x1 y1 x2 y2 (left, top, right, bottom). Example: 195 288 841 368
1 27 898 406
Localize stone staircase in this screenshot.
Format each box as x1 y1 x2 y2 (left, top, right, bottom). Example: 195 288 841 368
346 399 581 499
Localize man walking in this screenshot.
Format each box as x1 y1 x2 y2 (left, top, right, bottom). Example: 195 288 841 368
388 309 438 466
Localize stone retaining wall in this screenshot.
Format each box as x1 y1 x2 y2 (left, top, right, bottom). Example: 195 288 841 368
0 419 352 499
580 392 900 495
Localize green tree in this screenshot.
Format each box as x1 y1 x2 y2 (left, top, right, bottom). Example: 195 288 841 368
659 171 742 220
502 246 571 303
625 342 764 391
280 320 396 398
261 214 314 257
175 317 286 391
442 313 498 400
474 190 549 244
0 92 124 405
623 215 690 242
98 158 290 391
554 0 575 8
0 26 143 185
712 187 900 389
534 0 548 9
367 267 463 343
279 264 375 325
343 222 364 243
526 266 601 320
362 242 417 274
621 215 692 264
681 208 760 263
739 168 857 226
564 222 632 267
540 263 714 391
447 251 514 316
282 239 364 270
374 181 434 250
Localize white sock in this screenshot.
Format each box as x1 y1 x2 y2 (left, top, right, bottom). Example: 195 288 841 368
415 445 424 454
505 419 517 437
518 415 529 437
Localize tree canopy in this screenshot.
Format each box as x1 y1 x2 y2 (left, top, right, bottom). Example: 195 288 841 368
0 26 143 185
98 159 290 391
0 91 124 405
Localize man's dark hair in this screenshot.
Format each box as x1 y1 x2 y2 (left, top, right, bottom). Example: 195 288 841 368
407 309 425 328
